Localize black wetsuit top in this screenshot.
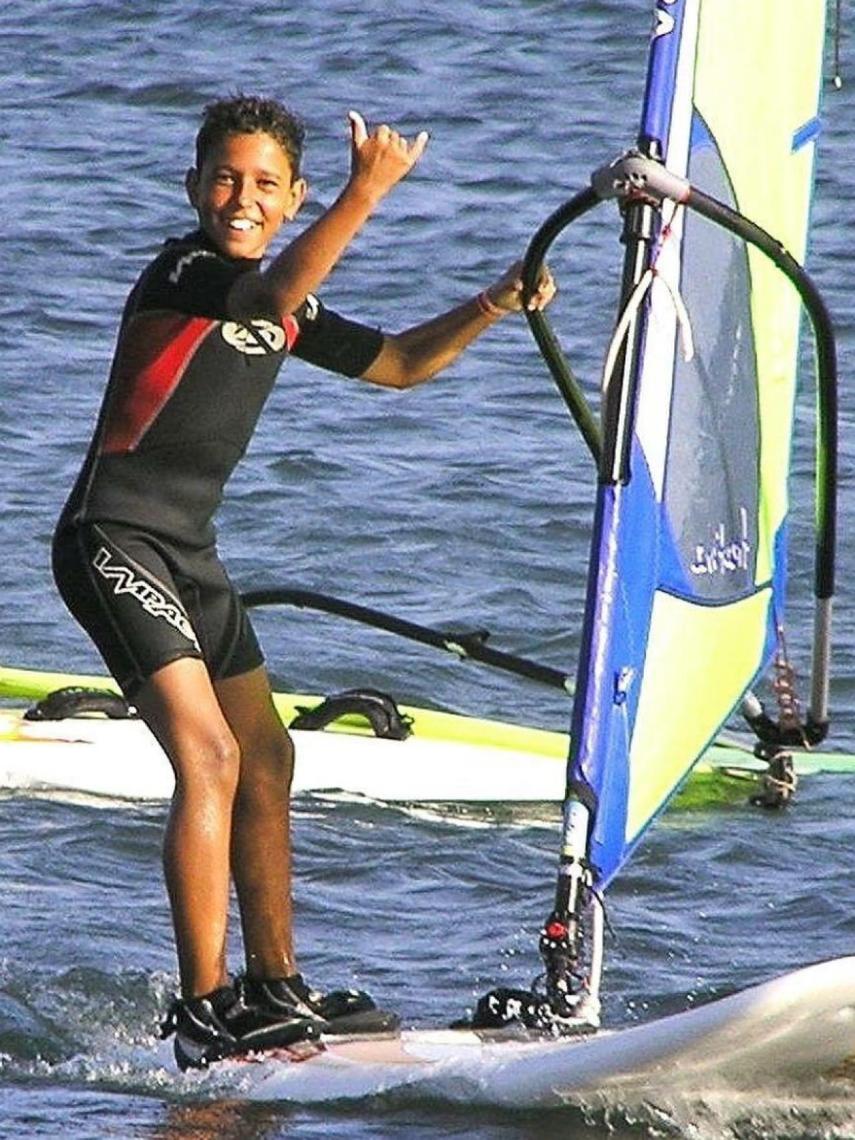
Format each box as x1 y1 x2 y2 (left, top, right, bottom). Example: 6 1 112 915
57 229 384 547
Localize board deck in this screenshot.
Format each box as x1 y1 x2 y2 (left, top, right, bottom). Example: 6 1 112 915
2 704 851 807
2 664 853 806
155 958 855 1105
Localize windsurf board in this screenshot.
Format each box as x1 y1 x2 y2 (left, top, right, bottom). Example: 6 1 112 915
154 957 855 1107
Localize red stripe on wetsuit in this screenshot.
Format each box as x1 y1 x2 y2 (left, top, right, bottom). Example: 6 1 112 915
100 312 299 454
101 313 214 454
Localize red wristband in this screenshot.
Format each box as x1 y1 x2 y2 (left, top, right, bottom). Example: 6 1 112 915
476 290 507 318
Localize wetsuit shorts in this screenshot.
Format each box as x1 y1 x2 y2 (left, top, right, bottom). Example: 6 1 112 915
52 522 263 698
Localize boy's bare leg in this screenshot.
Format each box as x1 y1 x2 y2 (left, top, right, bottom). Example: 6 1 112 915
134 657 240 997
215 666 297 979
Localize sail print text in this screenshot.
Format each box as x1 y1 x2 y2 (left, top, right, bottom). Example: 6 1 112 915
690 507 752 576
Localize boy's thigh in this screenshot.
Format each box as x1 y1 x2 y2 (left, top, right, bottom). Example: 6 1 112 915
52 522 262 696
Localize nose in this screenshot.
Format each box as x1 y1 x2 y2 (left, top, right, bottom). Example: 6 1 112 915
233 176 255 207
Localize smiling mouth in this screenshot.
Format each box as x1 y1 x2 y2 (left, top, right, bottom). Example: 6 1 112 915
228 218 257 232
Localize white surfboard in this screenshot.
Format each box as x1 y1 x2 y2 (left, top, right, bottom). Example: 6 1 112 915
0 709 571 802
4 663 855 805
3 706 848 807
157 958 855 1106
2 706 852 806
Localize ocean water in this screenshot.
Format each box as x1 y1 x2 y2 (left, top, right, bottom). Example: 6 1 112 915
1 2 854 1138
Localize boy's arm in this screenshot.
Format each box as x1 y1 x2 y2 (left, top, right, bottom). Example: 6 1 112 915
360 262 556 389
228 112 428 320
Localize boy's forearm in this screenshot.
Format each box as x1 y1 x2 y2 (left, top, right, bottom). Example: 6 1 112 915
363 263 556 388
228 114 429 322
362 294 509 388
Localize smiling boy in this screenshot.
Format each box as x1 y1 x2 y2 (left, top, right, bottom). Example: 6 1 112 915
52 94 555 1071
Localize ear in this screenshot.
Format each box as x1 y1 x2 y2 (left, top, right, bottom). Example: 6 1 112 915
284 176 308 220
185 167 199 208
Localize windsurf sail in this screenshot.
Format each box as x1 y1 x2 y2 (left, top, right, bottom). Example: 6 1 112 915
476 0 839 1031
562 0 832 891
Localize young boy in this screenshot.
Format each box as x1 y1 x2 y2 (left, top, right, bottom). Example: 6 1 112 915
52 95 555 1071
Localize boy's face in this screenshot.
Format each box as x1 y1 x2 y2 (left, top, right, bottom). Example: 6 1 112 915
185 131 306 260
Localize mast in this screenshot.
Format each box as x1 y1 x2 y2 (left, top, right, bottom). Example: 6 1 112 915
536 0 690 1026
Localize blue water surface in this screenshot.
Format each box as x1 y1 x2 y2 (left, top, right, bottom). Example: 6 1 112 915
1 2 853 1138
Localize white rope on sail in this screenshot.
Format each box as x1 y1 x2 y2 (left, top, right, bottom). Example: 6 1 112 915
600 200 694 400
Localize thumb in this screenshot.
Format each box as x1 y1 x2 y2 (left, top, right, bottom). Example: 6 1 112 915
409 129 430 164
348 110 368 148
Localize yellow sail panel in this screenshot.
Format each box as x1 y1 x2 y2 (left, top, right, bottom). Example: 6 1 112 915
625 588 770 842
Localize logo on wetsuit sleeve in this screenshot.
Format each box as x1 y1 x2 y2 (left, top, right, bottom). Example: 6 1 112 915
92 547 201 650
168 248 217 285
221 319 287 355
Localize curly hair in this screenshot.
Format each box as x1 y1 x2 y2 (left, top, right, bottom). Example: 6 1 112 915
195 95 306 176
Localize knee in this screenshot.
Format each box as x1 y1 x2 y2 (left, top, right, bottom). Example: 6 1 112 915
240 727 295 801
172 727 242 802
260 727 295 790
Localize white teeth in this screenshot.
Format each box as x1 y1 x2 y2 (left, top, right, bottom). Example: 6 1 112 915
229 219 254 231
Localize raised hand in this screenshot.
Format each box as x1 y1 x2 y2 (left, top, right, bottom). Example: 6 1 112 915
347 111 429 201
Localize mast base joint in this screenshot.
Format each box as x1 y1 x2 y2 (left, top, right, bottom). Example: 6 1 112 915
460 985 600 1037
749 747 798 809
